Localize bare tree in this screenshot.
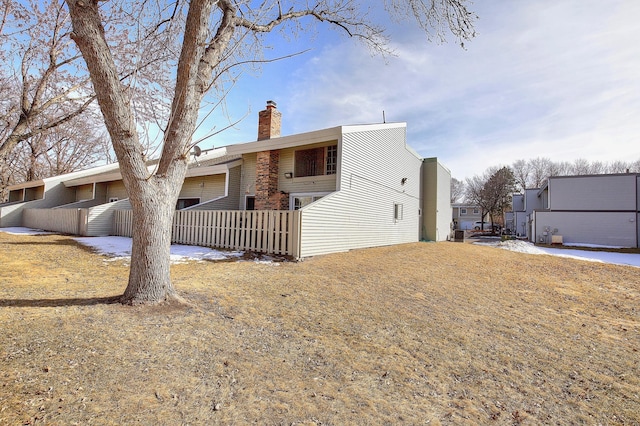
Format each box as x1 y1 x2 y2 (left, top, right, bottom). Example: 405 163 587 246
528 157 555 188
466 166 515 231
0 0 97 163
511 159 531 191
465 171 491 229
0 0 173 181
450 177 465 203
607 160 631 174
483 166 515 226
8 118 111 183
507 156 640 201
63 0 476 304
553 160 572 177
0 148 19 202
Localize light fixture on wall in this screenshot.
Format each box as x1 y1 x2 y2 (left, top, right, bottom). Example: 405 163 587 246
284 172 293 179
401 177 408 185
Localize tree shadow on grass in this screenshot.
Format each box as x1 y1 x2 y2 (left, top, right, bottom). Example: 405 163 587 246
0 295 122 308
2 238 126 257
2 238 82 247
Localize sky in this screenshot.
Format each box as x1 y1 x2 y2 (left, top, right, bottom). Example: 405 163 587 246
193 0 640 181
2 227 639 268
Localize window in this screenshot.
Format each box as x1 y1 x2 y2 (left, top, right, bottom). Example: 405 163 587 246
394 203 403 222
176 198 200 210
460 208 467 215
294 145 337 177
473 208 480 215
326 145 337 175
290 193 329 210
245 196 255 211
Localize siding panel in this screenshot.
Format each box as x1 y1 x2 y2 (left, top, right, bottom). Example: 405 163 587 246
241 153 257 205
107 181 128 200
75 184 94 202
189 166 243 210
534 211 637 247
550 175 636 211
86 199 132 236
179 174 225 201
300 125 422 257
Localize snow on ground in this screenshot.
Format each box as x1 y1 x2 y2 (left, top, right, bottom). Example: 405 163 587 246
1 227 638 267
477 239 640 268
0 226 54 235
73 236 245 264
0 227 250 263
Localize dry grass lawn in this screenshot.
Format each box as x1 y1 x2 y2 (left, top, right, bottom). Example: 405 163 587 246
1 231 639 425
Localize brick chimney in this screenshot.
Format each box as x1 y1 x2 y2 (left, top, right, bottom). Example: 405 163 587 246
257 100 281 141
255 101 288 210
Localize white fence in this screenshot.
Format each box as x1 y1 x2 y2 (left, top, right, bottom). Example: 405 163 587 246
114 209 301 257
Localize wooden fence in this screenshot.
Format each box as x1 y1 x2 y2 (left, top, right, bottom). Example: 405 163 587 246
113 209 301 257
23 208 85 235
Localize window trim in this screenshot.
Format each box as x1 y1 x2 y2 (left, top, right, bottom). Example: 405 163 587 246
394 203 404 222
289 192 331 210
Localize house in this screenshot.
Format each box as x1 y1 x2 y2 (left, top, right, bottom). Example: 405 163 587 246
452 203 486 230
530 174 640 248
504 188 541 237
1 101 453 257
0 162 121 229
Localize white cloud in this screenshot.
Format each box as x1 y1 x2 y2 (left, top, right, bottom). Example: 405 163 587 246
275 0 640 180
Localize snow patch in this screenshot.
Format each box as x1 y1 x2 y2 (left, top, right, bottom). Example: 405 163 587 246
477 239 640 268
73 236 245 264
0 227 54 235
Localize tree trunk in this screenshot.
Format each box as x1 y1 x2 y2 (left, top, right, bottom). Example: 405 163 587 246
66 0 190 304
121 188 178 304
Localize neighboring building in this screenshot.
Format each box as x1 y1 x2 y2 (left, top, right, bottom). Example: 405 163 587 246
452 203 485 230
505 188 541 237
531 174 640 248
0 101 452 258
422 158 452 242
0 162 122 229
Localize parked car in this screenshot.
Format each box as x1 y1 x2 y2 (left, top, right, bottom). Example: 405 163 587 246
473 221 499 231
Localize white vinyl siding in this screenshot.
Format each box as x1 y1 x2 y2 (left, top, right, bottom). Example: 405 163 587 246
299 124 422 258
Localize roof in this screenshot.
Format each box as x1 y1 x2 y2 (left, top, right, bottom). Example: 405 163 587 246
7 122 409 190
63 157 242 187
222 122 407 156
5 162 121 191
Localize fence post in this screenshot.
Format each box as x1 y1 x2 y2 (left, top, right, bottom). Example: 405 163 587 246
78 209 88 236
292 210 301 259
